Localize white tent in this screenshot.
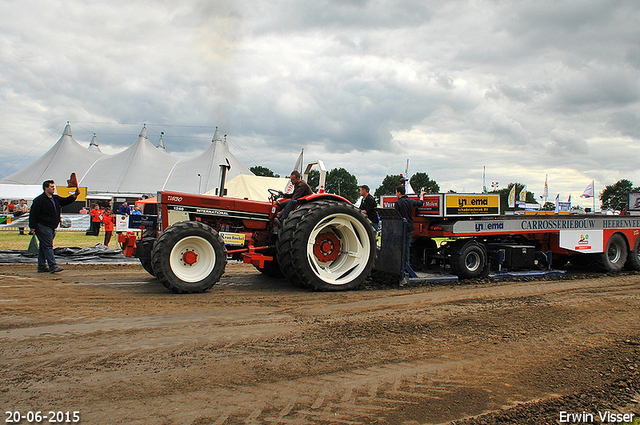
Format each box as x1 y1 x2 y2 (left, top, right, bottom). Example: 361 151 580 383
0 123 104 186
79 125 180 195
163 127 253 194
210 174 290 201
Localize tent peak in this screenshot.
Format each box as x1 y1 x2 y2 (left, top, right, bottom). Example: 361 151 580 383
89 133 102 153
156 132 166 150
63 122 72 137
212 126 223 143
139 124 148 139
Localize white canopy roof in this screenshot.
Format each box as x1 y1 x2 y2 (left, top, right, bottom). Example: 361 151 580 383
0 184 44 201
163 127 253 194
210 174 290 201
0 123 104 186
79 126 180 195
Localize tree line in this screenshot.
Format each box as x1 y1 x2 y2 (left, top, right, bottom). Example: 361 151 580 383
250 166 637 211
251 165 438 203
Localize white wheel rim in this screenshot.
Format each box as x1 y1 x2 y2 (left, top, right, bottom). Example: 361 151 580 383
306 213 371 286
608 240 621 263
169 236 216 283
465 251 481 272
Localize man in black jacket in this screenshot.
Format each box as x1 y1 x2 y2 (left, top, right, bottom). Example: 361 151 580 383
29 180 79 273
394 185 425 275
358 185 379 230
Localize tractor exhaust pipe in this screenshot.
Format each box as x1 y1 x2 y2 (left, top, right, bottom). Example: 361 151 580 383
218 158 231 197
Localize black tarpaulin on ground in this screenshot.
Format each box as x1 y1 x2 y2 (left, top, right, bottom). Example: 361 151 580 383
0 245 140 264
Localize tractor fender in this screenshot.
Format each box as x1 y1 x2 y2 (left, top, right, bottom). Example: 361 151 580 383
301 193 352 205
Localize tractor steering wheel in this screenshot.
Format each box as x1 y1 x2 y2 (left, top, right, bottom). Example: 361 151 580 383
268 188 283 201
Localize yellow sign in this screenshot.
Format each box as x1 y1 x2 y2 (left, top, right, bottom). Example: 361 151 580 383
444 194 500 217
56 187 87 202
219 232 246 246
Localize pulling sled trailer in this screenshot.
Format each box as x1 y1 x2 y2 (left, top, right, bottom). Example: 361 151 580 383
379 193 640 284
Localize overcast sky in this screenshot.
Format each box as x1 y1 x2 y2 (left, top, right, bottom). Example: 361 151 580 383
1 0 639 207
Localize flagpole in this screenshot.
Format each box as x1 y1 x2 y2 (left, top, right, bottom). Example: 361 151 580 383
593 180 595 213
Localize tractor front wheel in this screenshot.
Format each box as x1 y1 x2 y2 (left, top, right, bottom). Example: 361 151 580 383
151 221 227 293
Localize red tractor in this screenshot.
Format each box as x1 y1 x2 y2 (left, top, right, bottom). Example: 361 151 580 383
126 161 377 293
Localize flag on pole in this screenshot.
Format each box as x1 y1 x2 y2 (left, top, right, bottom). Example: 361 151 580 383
554 193 559 214
542 174 548 198
284 149 304 194
508 185 516 208
482 166 487 194
519 185 528 202
403 160 415 194
580 180 595 198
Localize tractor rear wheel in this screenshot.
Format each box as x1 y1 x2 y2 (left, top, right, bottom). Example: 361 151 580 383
151 221 227 293
276 203 317 288
287 200 376 291
138 228 157 277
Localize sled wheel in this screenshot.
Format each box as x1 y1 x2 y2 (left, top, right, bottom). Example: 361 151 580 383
151 221 226 293
289 201 376 291
624 235 640 271
596 233 627 273
450 242 487 279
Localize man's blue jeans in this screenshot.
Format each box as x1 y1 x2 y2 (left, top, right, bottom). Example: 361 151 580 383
404 222 413 270
35 223 57 271
281 199 298 221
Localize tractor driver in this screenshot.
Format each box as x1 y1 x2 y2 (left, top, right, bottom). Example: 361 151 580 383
277 170 313 224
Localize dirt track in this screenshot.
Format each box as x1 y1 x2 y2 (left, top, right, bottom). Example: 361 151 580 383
1 263 639 424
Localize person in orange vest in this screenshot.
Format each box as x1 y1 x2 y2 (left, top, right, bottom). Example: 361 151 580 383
89 204 102 236
102 207 115 247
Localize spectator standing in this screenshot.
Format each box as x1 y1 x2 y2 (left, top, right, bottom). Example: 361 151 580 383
358 185 379 230
29 180 79 273
131 205 142 215
7 201 15 212
13 199 29 235
89 204 102 236
79 206 88 214
102 207 115 247
394 185 425 275
118 201 131 216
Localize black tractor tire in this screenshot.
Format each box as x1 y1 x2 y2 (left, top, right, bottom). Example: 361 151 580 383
450 241 487 279
139 237 156 276
276 203 317 288
287 200 376 291
595 233 627 273
625 235 640 271
254 254 285 278
151 221 227 293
